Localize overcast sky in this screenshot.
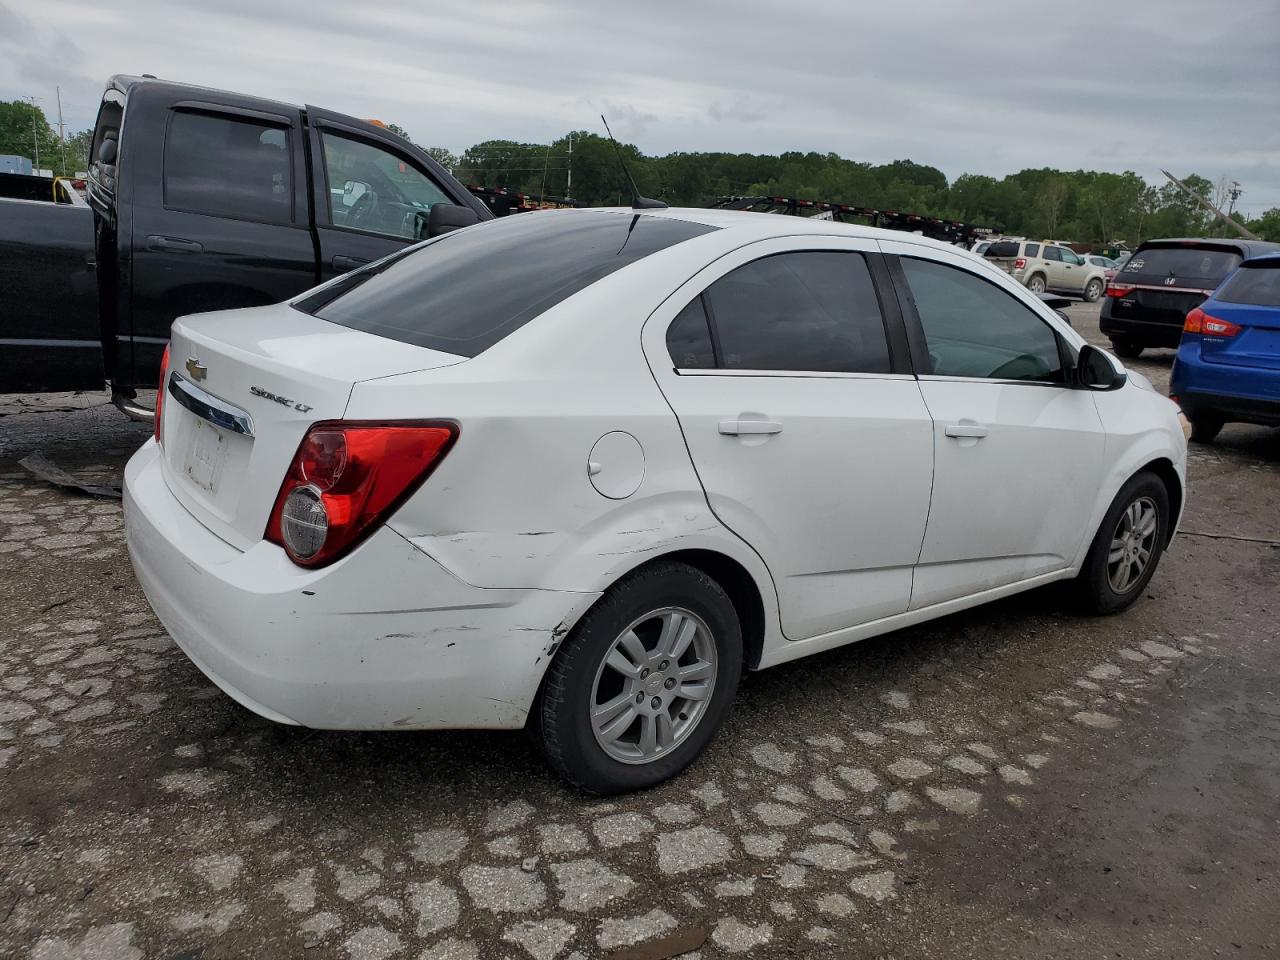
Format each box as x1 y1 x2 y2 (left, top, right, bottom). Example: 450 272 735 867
4 0 1278 211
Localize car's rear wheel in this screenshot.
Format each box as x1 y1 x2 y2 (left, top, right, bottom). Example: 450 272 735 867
538 561 742 794
1189 413 1224 443
1084 278 1104 302
1028 274 1047 294
1110 339 1144 359
1074 472 1169 615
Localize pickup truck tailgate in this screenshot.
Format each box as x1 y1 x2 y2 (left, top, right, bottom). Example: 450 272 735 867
160 303 464 550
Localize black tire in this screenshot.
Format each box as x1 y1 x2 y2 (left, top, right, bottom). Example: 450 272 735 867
538 561 742 794
1027 274 1047 294
1084 278 1104 302
1074 472 1170 615
1189 414 1224 444
1110 339 1144 359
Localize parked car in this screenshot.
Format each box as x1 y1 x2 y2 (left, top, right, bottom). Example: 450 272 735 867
1100 237 1280 358
1083 254 1120 281
979 238 1109 301
125 208 1187 793
0 74 490 399
1170 253 1280 441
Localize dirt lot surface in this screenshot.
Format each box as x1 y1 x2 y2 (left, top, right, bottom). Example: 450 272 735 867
2 302 1278 959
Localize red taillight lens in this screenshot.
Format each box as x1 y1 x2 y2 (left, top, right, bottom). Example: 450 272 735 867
265 421 457 568
1013 257 1026 270
1184 307 1241 337
1105 282 1135 298
154 344 170 444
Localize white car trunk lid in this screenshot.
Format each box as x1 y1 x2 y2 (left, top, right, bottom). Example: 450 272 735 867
160 303 464 550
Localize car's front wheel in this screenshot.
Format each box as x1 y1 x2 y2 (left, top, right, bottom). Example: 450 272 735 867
538 561 742 794
1075 472 1169 615
1084 278 1104 302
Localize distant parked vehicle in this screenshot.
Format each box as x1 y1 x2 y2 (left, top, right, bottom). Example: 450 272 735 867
1170 253 1280 442
978 238 1109 301
1100 238 1280 358
1083 254 1121 282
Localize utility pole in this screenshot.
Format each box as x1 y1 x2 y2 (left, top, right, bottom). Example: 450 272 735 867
56 86 67 174
25 95 41 172
1227 181 1243 217
1160 170 1258 241
566 133 573 202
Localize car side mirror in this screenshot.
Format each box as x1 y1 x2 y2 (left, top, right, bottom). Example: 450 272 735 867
1077 344 1126 390
422 203 480 239
97 138 117 165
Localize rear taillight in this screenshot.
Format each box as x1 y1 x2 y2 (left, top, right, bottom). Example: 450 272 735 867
1105 282 1135 298
154 344 170 444
1013 257 1026 270
1184 307 1241 337
265 421 457 568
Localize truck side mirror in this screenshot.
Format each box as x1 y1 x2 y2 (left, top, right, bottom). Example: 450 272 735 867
423 203 479 239
98 138 117 165
1077 344 1126 391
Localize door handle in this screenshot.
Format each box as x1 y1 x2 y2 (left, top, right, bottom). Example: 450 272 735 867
146 235 203 254
332 255 370 272
719 419 783 436
944 423 989 439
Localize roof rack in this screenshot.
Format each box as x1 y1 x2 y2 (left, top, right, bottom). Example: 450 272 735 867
711 195 996 245
467 185 585 216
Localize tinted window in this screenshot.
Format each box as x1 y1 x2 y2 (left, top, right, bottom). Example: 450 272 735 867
986 240 1020 258
666 297 716 369
1024 243 1040 258
973 242 991 255
1122 246 1242 283
702 252 891 373
1217 262 1280 307
322 132 449 239
164 111 291 223
304 212 717 357
1043 246 1063 262
901 257 1063 382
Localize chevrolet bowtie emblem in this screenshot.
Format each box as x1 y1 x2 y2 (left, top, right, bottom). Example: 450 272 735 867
185 357 207 381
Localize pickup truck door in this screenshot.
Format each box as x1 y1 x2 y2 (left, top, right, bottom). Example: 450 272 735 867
305 108 480 279
126 99 316 384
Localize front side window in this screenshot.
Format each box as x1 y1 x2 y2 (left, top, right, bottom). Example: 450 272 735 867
164 111 292 223
694 252 892 373
322 132 449 239
900 257 1064 382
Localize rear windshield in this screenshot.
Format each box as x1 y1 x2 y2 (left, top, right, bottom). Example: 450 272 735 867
984 240 1020 258
1217 262 1280 307
1120 245 1242 284
300 212 717 357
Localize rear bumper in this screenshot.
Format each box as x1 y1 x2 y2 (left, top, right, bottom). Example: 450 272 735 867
124 440 598 730
1171 345 1280 426
1099 304 1184 348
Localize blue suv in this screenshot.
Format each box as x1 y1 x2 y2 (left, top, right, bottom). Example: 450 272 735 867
1171 253 1280 442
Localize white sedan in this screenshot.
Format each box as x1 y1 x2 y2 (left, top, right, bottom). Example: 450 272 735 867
124 207 1187 793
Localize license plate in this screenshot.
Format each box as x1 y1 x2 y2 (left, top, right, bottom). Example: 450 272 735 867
185 419 227 494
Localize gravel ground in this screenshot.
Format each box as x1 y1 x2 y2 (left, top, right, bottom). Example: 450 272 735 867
1 302 1277 959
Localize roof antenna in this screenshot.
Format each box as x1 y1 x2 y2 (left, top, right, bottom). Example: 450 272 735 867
600 114 666 210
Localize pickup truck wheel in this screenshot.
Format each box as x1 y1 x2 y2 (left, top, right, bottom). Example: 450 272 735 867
1110 339 1144 359
1027 274 1047 294
1189 414 1224 444
1084 278 1104 302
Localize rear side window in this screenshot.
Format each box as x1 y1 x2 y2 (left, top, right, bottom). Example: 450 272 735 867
304 212 718 357
1122 246 1242 283
665 298 716 369
164 111 292 223
1024 243 1040 258
1043 246 1063 262
699 252 892 373
1217 263 1280 307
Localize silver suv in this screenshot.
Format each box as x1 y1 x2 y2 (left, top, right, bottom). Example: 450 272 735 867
973 238 1109 302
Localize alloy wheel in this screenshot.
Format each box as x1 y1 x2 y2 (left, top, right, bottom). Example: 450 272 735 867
1107 496 1158 593
589 607 718 764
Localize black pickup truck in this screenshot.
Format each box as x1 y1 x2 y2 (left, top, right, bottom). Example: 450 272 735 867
0 75 491 408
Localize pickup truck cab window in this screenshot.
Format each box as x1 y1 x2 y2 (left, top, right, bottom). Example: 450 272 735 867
321 132 449 240
163 110 293 224
900 256 1064 383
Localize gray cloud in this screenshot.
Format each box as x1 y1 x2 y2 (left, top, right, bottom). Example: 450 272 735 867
3 0 1279 211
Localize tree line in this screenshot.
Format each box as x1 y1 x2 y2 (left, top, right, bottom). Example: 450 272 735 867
5 100 1276 245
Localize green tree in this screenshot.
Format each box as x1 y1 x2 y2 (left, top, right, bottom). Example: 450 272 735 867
0 99 68 174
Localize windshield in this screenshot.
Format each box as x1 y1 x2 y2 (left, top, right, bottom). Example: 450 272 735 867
299 212 718 357
1217 261 1280 307
1120 245 1242 285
